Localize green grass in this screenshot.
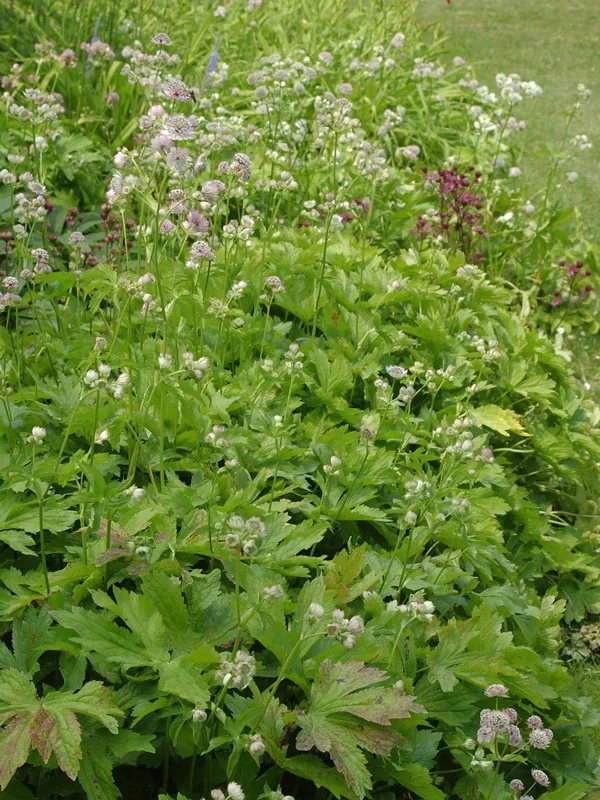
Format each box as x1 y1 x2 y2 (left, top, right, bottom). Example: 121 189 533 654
416 0 600 237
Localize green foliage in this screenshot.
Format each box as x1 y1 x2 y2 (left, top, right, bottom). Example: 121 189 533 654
0 0 598 798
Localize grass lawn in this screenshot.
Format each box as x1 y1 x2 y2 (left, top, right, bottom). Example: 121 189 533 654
416 0 600 238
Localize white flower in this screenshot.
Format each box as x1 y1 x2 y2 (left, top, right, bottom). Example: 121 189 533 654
386 365 408 379
28 426 47 443
227 782 245 800
484 683 509 697
248 735 265 756
531 769 550 787
126 485 145 500
264 584 285 599
84 369 99 386
95 429 109 444
192 708 207 722
305 602 325 621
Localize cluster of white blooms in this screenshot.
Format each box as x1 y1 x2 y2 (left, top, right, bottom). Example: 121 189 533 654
205 782 245 800
526 715 554 749
404 478 431 498
315 92 358 137
304 602 325 623
570 134 593 151
456 331 501 361
222 214 255 242
222 514 267 556
456 263 484 281
440 496 471 517
121 43 180 89
125 485 145 501
323 455 342 475
14 190 48 224
413 59 444 79
474 686 554 766
222 281 246 304
377 104 405 137
83 364 130 399
444 428 474 456
216 650 256 690
182 351 210 379
26 426 47 444
477 707 521 746
495 73 543 103
248 53 318 107
263 584 285 599
284 342 304 372
265 275 285 293
472 110 499 136
387 596 435 622
204 424 228 447
246 733 265 757
9 87 64 125
326 609 365 648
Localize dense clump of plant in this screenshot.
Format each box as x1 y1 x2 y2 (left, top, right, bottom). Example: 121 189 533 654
0 1 599 799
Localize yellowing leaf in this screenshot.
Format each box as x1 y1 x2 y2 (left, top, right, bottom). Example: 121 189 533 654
470 404 529 437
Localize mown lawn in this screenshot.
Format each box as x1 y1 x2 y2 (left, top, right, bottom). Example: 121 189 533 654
417 0 600 237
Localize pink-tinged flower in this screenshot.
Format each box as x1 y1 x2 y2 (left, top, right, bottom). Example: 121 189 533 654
484 684 509 697
152 32 172 46
529 727 553 749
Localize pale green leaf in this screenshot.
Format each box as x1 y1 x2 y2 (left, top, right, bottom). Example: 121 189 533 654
158 658 210 707
471 404 528 437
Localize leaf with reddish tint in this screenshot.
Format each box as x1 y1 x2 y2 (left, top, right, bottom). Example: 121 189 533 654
0 712 35 790
0 669 121 788
295 660 424 798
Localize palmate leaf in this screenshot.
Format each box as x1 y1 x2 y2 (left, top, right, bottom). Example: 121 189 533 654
295 660 424 798
470 404 528 437
0 711 36 789
78 738 122 800
0 669 122 790
52 608 155 669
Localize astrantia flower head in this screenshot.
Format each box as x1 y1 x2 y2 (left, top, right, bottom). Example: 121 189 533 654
202 179 227 202
476 726 493 743
529 727 553 749
27 426 47 443
480 709 510 732
531 769 550 786
227 784 245 800
484 683 509 697
265 275 285 292
160 78 193 102
386 365 408 379
152 32 172 46
305 602 325 622
526 715 544 728
509 780 525 790
508 724 522 746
